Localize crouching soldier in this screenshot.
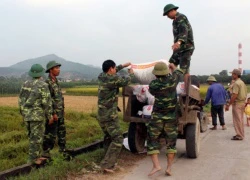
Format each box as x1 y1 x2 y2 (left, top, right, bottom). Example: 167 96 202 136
19 64 53 164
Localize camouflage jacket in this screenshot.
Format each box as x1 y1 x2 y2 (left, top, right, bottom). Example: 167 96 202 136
173 12 194 52
18 79 53 122
98 65 134 109
149 70 179 114
46 75 64 116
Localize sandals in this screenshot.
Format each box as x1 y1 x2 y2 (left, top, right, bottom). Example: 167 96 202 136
231 136 243 140
210 126 217 130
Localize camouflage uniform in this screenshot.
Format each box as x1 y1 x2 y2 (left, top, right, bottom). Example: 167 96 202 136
169 12 195 74
19 78 52 163
97 64 134 169
43 75 66 154
147 70 179 155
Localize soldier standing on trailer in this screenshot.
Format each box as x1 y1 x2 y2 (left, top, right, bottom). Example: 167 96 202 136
163 4 195 88
42 61 66 157
97 59 134 173
19 64 53 164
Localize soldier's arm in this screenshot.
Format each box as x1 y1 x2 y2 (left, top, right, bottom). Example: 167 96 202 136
115 73 135 87
47 81 57 115
176 17 189 43
41 85 53 121
149 80 159 96
168 71 179 90
18 86 25 115
116 62 131 72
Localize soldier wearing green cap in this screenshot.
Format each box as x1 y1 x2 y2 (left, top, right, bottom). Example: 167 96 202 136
163 4 194 89
18 64 53 164
97 59 134 173
42 61 66 157
203 76 227 130
147 62 182 176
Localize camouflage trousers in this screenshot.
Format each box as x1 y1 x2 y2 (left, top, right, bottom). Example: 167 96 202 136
98 106 123 169
25 121 45 163
43 116 66 155
169 50 194 74
147 112 178 155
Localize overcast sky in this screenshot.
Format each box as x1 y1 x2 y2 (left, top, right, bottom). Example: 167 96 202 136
1 0 250 75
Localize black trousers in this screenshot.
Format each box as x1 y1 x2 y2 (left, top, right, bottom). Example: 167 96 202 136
211 105 225 126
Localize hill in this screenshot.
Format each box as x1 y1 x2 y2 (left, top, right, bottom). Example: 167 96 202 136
0 54 102 80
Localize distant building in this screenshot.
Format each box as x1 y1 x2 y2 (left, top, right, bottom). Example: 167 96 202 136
243 70 250 75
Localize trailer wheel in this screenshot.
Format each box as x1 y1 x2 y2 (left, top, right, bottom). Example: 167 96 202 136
185 118 200 158
128 122 147 153
200 112 208 133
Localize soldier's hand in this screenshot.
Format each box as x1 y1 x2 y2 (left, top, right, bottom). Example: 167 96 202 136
128 68 134 74
172 42 180 51
122 62 131 67
168 63 176 72
53 114 58 121
48 118 54 125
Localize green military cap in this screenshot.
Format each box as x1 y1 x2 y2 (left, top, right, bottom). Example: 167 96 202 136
46 61 61 73
163 4 179 16
28 64 45 78
152 62 169 76
207 76 217 82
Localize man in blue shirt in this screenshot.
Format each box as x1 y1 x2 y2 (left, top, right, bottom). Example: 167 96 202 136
203 76 227 130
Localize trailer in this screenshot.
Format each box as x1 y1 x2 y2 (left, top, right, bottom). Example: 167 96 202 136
122 76 209 158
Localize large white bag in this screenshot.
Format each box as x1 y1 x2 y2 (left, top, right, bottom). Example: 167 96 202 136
130 59 169 84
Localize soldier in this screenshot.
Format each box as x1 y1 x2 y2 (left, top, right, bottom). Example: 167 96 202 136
97 59 134 173
147 62 180 176
42 61 66 157
163 4 195 89
18 64 53 164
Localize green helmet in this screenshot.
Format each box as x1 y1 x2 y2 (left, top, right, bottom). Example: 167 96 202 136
152 62 169 76
163 4 179 16
46 61 61 73
28 64 45 78
207 76 217 82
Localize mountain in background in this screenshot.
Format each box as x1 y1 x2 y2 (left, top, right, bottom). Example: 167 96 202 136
0 54 102 80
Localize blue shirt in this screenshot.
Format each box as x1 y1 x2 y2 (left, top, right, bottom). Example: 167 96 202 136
204 83 227 106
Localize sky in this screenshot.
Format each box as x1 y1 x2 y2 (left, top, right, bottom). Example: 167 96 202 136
1 0 250 75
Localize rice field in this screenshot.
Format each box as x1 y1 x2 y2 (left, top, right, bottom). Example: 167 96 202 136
0 95 127 113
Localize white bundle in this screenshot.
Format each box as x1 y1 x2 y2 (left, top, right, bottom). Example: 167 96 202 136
130 59 169 84
132 85 155 105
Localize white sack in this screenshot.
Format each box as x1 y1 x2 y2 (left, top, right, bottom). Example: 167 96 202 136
130 59 169 84
133 85 155 104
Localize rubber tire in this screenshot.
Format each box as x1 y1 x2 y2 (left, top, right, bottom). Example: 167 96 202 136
128 122 147 153
185 118 200 158
200 112 208 133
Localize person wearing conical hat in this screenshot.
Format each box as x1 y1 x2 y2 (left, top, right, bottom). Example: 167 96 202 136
203 76 227 130
147 62 182 176
42 61 67 157
163 4 194 90
18 64 53 165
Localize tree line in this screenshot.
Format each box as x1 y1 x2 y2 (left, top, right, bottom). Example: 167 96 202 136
1 72 250 95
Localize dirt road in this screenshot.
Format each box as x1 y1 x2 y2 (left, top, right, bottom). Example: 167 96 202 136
122 110 250 180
